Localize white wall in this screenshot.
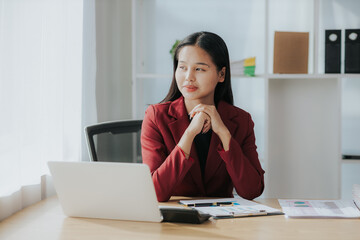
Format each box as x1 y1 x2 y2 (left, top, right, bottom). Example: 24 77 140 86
95 0 133 122
82 0 97 161
84 0 134 163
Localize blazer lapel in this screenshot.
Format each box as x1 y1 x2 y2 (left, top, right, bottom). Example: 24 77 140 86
204 101 238 185
167 97 205 194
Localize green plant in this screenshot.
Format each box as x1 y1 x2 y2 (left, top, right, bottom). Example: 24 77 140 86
170 39 181 59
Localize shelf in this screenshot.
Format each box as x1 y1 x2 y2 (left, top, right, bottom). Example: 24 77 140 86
136 73 265 79
136 73 360 80
268 74 360 80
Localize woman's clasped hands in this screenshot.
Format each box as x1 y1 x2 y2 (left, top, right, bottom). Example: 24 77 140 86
187 110 211 135
188 104 227 136
187 103 231 151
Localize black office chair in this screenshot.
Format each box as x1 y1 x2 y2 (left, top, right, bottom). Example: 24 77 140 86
85 120 143 162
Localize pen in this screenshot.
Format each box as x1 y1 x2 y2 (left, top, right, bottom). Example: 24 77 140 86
230 210 267 217
187 202 234 207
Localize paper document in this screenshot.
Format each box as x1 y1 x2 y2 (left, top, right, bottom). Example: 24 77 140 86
278 199 360 218
180 198 283 219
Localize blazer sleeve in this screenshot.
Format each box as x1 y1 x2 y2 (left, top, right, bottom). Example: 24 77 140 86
141 105 195 202
218 113 265 200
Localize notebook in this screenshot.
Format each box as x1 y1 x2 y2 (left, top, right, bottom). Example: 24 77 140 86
48 161 210 223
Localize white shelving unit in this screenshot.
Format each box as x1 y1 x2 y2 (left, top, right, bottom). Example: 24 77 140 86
265 76 341 198
131 0 360 199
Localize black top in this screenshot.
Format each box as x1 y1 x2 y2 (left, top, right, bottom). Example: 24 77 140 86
194 130 212 178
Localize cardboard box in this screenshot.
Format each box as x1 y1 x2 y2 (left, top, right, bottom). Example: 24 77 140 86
273 31 309 74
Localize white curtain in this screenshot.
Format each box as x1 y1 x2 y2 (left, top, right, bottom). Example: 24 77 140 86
0 0 84 220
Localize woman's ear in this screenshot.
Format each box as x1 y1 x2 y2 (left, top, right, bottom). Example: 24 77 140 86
218 67 226 83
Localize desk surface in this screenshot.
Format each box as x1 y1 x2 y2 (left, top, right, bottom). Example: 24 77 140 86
0 196 359 240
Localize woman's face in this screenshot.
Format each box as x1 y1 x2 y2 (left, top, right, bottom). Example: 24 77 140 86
175 45 225 105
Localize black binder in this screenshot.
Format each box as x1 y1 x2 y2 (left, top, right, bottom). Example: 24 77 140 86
325 30 341 73
345 29 360 73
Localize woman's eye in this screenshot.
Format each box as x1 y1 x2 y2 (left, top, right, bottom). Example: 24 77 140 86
178 66 185 70
196 68 204 71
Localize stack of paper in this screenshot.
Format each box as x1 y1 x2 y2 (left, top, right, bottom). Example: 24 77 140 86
179 198 283 219
231 57 256 76
353 184 360 209
278 199 360 218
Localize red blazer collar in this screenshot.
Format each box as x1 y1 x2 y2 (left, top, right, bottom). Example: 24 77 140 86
168 96 188 119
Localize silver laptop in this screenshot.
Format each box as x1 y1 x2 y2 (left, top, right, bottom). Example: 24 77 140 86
48 161 162 222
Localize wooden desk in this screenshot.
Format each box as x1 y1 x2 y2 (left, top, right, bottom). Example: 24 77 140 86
0 197 359 240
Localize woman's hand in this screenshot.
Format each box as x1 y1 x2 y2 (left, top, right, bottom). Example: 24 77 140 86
189 104 231 151
187 111 211 136
177 111 211 159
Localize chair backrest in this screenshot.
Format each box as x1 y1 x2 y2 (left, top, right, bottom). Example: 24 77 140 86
85 120 143 162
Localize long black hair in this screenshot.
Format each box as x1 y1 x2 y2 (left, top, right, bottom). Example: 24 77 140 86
161 31 233 105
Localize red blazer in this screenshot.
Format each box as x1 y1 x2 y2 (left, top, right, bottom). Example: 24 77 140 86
141 96 265 202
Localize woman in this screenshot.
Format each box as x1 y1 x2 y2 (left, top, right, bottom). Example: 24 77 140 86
141 31 265 202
